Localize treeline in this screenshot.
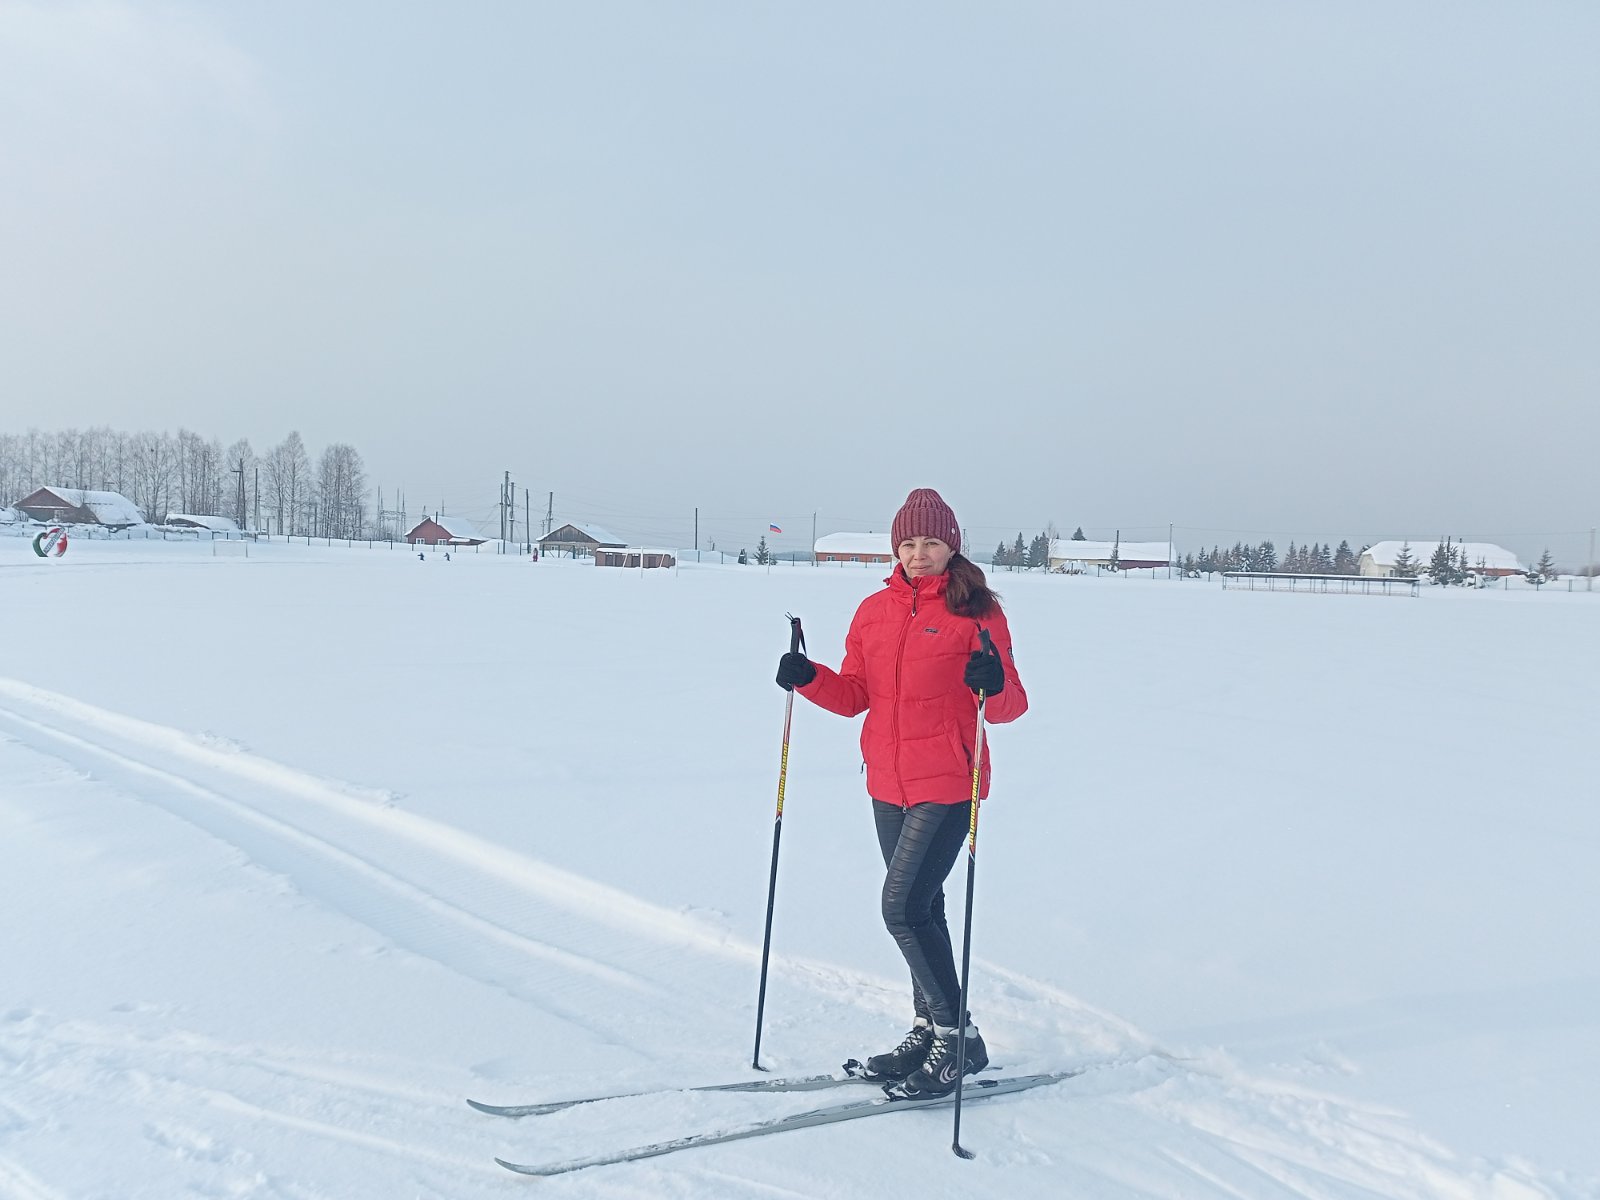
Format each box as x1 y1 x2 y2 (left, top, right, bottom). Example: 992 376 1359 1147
1185 540 1362 576
0 427 370 539
991 531 1054 569
988 528 1367 576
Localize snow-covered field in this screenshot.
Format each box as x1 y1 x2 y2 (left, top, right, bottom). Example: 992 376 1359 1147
3 537 1596 1199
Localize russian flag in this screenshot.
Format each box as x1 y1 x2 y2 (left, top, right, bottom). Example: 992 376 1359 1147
768 524 782 534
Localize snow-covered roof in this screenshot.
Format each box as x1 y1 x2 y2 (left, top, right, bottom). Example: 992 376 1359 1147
165 513 241 533
0 506 20 525
542 523 624 546
1362 540 1522 571
1049 539 1172 564
33 487 145 526
815 532 891 555
433 514 485 541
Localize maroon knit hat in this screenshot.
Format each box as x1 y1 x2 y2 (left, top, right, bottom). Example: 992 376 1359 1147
890 488 961 556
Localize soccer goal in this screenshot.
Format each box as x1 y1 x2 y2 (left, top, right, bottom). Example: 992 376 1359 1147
212 538 250 558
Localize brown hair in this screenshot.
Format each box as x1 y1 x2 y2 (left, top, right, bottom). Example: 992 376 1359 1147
943 553 1002 619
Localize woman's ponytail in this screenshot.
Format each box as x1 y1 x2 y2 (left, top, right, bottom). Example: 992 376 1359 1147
943 554 1001 619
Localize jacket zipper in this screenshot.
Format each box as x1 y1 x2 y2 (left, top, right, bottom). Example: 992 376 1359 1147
892 580 919 807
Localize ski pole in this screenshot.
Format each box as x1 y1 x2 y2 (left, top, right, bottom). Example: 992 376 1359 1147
952 626 996 1159
752 613 805 1071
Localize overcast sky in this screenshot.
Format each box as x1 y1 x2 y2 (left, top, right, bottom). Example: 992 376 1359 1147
2 2 1596 560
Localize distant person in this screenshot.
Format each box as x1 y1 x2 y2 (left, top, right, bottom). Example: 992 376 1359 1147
775 488 1028 1098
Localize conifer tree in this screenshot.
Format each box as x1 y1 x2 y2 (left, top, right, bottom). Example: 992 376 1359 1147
1071 526 1087 541
1027 532 1050 570
1426 538 1455 585
1333 540 1356 574
1392 541 1415 575
1535 547 1556 582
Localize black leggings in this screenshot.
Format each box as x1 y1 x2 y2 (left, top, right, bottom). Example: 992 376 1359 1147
872 799 972 1028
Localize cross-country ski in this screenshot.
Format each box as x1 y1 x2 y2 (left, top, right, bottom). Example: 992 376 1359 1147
467 1070 875 1118
494 1071 1082 1177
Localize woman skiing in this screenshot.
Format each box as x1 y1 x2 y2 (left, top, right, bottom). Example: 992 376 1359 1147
776 487 1028 1098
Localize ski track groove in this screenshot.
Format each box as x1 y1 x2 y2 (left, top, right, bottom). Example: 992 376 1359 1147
0 683 807 1046
0 703 646 1045
0 1157 71 1200
194 1084 492 1174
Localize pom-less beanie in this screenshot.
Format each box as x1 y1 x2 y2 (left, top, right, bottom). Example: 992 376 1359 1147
890 488 961 556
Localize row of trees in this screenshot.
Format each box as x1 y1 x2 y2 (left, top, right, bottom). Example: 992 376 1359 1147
1 427 369 539
1184 540 1363 576
992 531 1055 569
990 530 1364 576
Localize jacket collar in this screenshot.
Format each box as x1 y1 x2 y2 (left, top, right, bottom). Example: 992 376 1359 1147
885 565 950 603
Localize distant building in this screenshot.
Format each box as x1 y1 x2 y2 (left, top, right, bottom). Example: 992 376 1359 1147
539 523 626 558
12 487 144 528
595 547 676 569
1048 539 1172 572
405 514 487 546
1360 540 1522 578
814 532 893 564
165 513 242 534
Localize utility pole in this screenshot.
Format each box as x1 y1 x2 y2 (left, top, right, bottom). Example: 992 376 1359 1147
232 463 245 531
1590 527 1595 592
1168 522 1174 580
694 507 699 550
254 467 260 533
545 492 553 537
812 512 817 566
525 488 531 554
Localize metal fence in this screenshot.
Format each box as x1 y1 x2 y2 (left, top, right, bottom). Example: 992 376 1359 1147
1223 572 1422 597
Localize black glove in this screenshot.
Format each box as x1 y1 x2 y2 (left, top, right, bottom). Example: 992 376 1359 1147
963 648 1004 696
776 652 817 691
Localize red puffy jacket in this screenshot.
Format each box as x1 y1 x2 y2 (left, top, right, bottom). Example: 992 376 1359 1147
796 568 1027 805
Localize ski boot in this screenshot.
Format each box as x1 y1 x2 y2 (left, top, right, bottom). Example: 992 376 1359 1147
843 1018 932 1082
882 1023 988 1099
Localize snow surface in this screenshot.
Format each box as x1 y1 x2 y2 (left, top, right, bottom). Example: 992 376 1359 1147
2 537 1596 1199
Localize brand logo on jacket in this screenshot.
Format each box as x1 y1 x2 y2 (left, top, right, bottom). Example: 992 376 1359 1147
922 627 940 634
